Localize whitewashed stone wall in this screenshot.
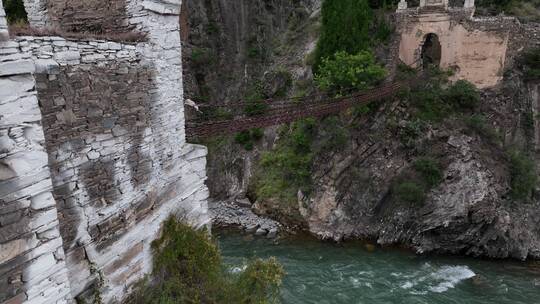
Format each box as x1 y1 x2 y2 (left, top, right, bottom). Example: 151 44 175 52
1 0 210 303
0 35 72 304
0 1 8 41
22 0 49 28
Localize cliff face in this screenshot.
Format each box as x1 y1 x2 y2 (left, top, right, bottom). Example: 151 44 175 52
299 79 540 259
182 2 540 260
182 0 321 198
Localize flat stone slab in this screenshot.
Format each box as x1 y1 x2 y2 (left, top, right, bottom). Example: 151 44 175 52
0 60 35 76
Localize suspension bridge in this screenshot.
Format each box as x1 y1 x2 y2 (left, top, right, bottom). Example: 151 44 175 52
185 75 414 139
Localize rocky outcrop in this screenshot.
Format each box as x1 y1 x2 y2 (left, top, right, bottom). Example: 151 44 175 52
210 199 281 238
182 0 321 199
298 82 540 259
185 0 540 260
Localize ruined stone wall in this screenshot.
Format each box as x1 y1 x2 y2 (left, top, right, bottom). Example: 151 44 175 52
1 0 209 303
397 9 514 88
47 0 132 33
0 44 72 304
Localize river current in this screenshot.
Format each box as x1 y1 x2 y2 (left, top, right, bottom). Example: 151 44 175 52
217 232 540 304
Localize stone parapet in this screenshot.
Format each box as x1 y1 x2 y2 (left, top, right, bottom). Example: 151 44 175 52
14 36 139 65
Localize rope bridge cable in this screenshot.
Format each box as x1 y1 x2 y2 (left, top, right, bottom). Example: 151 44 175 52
186 61 425 139
186 80 406 139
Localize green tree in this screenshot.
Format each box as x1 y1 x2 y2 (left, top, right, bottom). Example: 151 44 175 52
314 0 373 70
315 50 386 95
129 218 285 304
444 80 480 110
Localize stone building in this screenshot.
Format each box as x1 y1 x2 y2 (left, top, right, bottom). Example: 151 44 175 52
396 0 523 88
0 0 209 303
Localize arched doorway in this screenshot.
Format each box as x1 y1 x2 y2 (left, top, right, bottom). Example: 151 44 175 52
421 33 441 69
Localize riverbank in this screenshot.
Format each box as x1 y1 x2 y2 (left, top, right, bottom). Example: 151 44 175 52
209 200 282 238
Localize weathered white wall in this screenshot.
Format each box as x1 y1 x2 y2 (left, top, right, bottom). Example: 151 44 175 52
0 16 72 304
1 0 210 303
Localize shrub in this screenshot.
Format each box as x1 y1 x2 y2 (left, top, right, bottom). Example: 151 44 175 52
465 114 502 144
316 116 349 152
255 119 317 203
235 258 284 304
393 182 425 204
244 82 269 116
315 50 386 95
191 48 215 66
409 84 450 122
508 150 537 200
399 119 426 148
407 72 478 123
235 131 254 150
444 80 480 110
129 217 284 304
522 48 540 81
396 63 418 81
414 157 443 188
373 15 394 44
235 129 264 151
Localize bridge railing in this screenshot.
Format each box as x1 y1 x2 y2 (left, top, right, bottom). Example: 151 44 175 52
186 62 426 139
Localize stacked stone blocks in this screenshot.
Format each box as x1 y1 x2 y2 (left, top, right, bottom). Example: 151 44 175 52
1 0 209 303
0 38 72 304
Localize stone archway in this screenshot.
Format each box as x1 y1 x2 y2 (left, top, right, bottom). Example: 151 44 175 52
421 33 441 69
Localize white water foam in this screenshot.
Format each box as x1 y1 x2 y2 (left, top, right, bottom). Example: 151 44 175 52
397 265 475 294
428 266 476 293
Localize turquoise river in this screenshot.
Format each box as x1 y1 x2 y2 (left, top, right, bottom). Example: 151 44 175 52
217 232 540 304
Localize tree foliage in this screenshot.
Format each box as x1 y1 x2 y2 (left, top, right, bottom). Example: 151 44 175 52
444 80 480 110
315 51 386 95
314 0 373 71
255 119 317 204
521 48 540 81
129 217 285 304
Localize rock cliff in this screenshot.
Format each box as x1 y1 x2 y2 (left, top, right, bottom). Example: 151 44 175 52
183 1 540 260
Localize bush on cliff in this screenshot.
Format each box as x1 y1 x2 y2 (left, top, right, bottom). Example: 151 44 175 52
508 150 537 201
521 47 540 81
128 217 284 304
392 157 444 204
444 80 480 110
393 182 425 204
407 70 480 122
414 157 443 188
255 119 317 204
315 51 386 95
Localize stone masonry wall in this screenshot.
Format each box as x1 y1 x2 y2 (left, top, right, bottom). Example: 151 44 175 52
1 0 209 303
397 8 514 88
0 7 72 304
46 0 132 33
